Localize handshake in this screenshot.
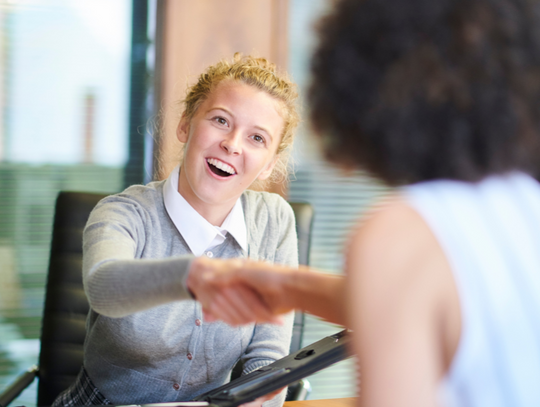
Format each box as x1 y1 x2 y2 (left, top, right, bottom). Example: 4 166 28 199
186 257 346 327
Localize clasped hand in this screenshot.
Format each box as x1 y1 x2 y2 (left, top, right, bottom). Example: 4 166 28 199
186 257 294 326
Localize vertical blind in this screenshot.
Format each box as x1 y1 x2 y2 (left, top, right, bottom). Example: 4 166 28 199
288 0 390 399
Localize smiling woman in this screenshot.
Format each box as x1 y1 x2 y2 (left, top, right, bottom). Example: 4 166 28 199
180 54 299 189
50 55 300 407
177 80 285 225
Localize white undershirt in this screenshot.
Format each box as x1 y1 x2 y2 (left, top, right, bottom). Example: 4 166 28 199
163 165 248 257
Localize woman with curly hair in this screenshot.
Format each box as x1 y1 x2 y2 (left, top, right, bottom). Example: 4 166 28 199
190 1 540 406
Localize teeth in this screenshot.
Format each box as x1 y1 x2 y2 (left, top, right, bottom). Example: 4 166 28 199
207 158 236 175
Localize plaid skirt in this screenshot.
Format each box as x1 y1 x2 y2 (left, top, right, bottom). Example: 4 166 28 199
51 367 111 407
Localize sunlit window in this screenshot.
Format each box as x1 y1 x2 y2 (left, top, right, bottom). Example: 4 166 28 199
0 2 133 406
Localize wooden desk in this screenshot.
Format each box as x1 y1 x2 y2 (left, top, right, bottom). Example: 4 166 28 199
284 397 357 407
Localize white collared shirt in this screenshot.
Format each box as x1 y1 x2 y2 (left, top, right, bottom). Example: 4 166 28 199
163 165 247 257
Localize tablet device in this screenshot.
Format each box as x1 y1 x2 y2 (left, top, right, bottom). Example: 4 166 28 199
92 330 351 407
192 329 351 407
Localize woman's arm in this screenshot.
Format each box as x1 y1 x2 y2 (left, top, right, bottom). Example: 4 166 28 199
83 194 195 318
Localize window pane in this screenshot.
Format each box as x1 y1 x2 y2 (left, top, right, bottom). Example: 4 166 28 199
0 2 133 406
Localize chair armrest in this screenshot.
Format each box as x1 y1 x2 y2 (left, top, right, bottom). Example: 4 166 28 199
0 365 39 407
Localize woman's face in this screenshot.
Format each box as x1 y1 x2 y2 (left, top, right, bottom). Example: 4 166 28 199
176 80 284 223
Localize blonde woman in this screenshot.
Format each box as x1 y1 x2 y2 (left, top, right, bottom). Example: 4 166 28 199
52 54 299 407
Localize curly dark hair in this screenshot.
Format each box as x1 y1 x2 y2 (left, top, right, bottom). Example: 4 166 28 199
309 0 540 185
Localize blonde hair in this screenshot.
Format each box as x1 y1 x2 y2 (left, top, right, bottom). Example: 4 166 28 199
182 53 300 185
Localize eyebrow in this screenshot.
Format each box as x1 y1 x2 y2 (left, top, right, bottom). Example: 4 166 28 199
208 107 274 142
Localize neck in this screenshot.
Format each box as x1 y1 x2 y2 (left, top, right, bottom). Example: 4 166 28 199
192 201 234 227
177 173 237 227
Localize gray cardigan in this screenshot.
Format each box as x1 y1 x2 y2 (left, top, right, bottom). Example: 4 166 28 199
81 181 297 405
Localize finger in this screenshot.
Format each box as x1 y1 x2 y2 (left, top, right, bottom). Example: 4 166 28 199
230 286 285 325
193 286 219 314
221 285 279 324
201 307 217 322
248 391 281 406
205 259 255 285
205 298 284 326
238 394 271 407
211 285 282 326
209 290 252 326
201 291 240 325
238 400 260 407
197 283 260 325
200 284 286 325
266 387 286 398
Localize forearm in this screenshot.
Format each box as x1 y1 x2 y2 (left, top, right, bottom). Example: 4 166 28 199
286 267 347 326
84 256 194 317
82 198 197 317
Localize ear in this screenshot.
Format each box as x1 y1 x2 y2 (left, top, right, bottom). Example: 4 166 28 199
257 155 279 181
176 114 190 143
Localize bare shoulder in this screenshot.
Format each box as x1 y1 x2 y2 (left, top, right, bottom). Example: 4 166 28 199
346 194 458 323
346 195 440 288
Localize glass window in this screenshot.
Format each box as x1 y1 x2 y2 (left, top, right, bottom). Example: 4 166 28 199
0 2 135 406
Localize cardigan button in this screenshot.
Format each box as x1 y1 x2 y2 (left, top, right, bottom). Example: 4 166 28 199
205 251 214 258
195 319 202 326
187 352 193 360
173 383 180 390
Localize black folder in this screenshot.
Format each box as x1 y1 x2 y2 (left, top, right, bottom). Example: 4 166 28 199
102 330 351 407
192 329 351 407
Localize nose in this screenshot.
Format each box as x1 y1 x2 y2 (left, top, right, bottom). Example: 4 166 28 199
221 132 242 155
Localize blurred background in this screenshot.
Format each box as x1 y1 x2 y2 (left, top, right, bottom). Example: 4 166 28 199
0 1 388 405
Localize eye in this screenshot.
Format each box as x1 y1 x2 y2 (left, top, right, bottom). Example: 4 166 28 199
252 134 265 144
214 116 228 126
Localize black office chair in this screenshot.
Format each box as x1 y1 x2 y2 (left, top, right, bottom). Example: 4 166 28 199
281 203 314 401
0 191 314 407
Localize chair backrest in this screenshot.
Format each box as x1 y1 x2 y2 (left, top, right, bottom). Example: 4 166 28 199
37 192 314 406
38 192 106 406
287 202 314 354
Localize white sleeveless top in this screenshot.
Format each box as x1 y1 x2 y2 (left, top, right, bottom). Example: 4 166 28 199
404 172 540 407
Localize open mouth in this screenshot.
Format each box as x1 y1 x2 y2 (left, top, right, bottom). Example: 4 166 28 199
207 158 236 177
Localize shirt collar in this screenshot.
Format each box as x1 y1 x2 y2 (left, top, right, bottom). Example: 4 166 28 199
163 165 247 256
